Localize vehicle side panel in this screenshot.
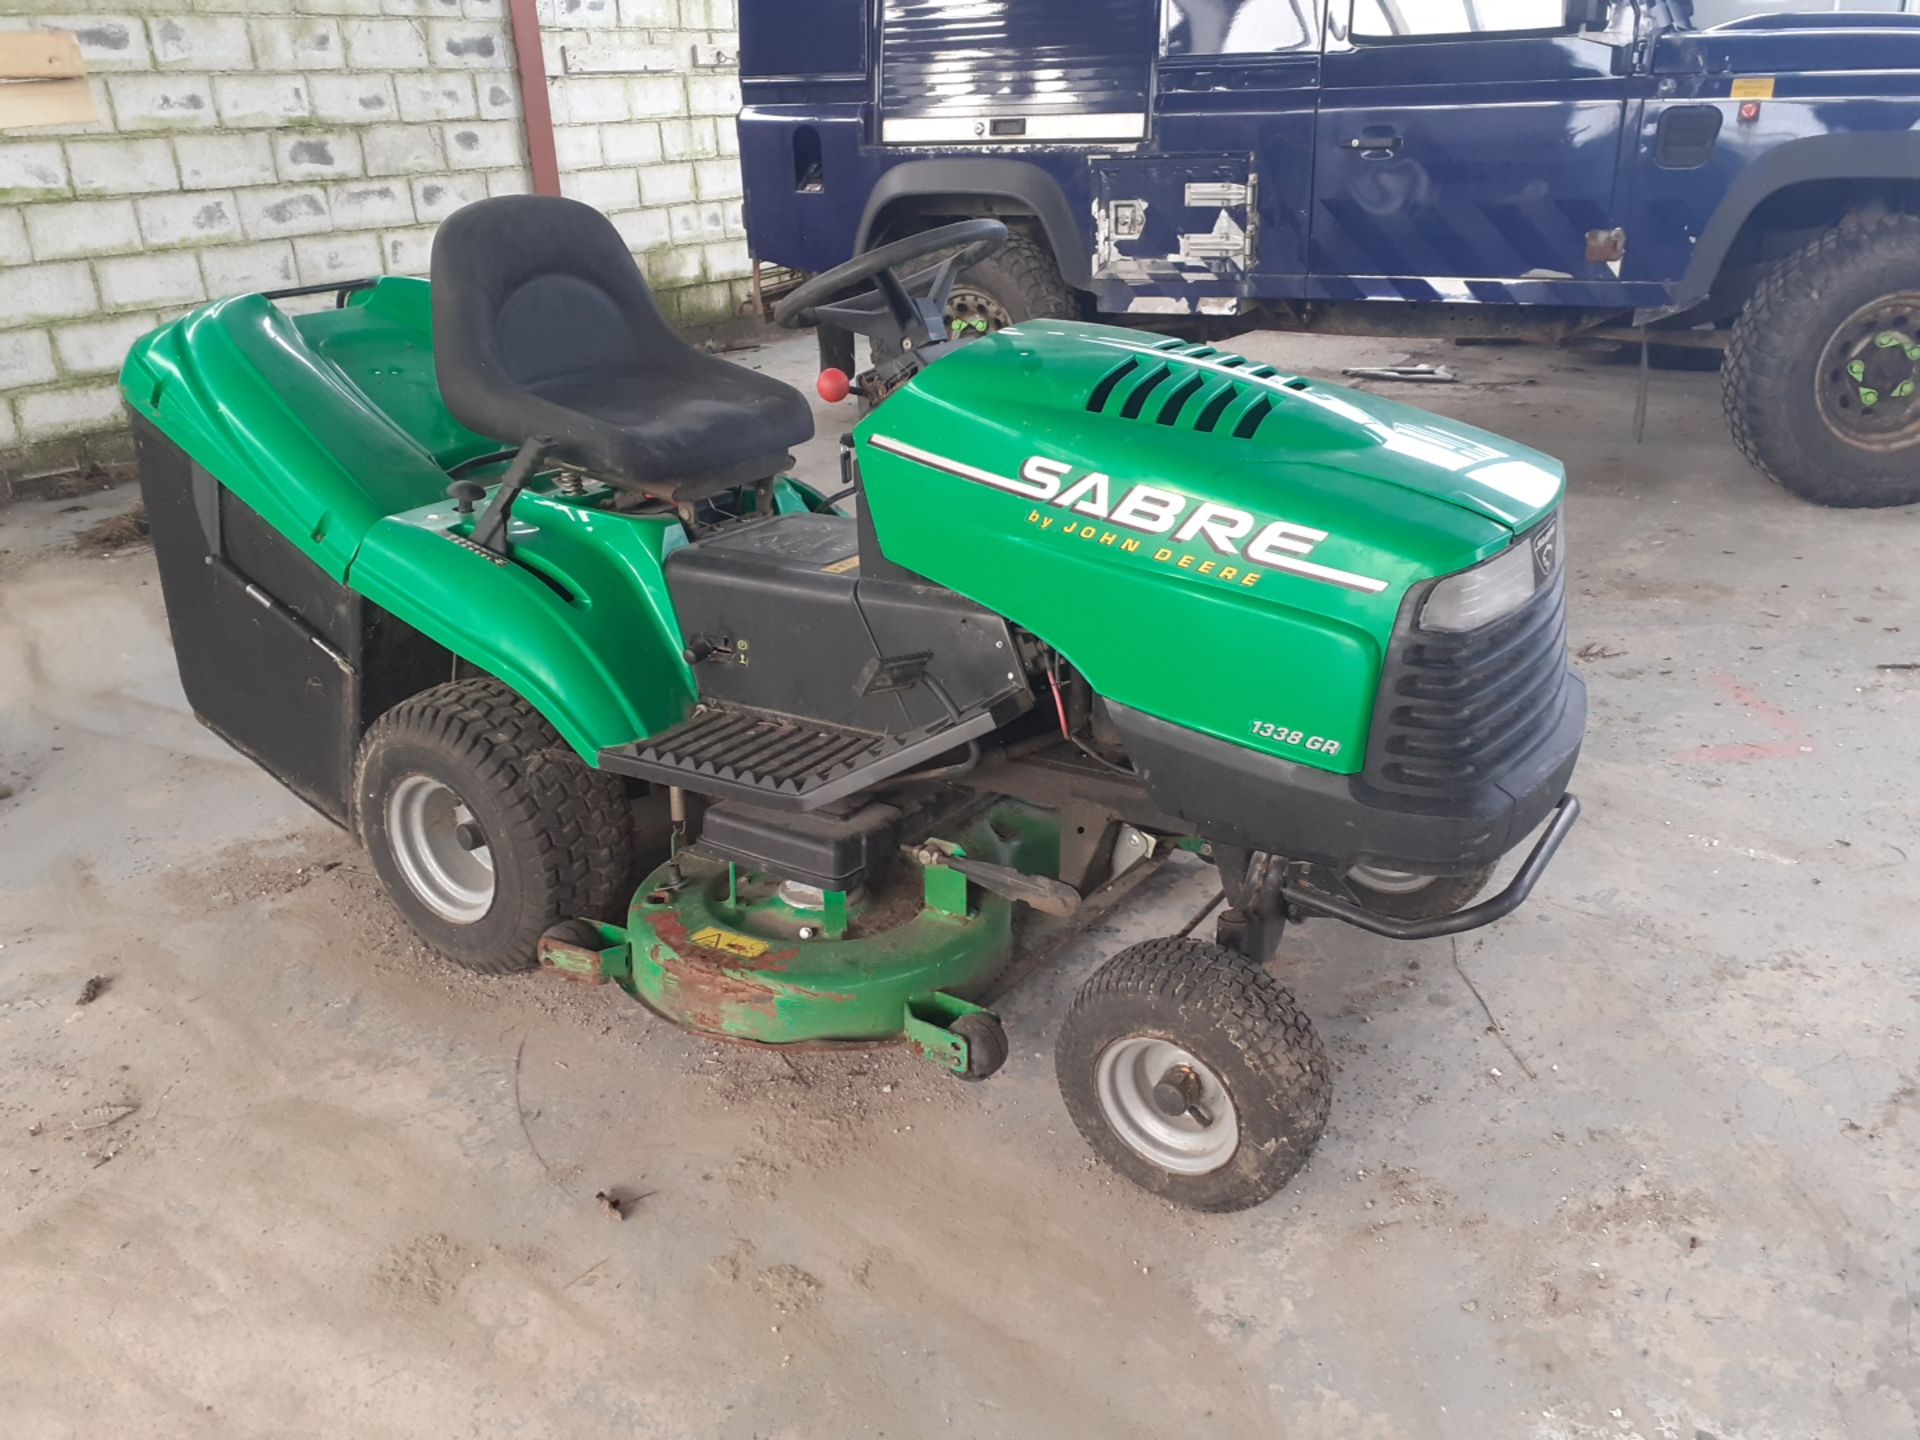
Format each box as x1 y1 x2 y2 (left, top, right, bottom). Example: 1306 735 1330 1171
1312 35 1635 295
1627 29 1920 309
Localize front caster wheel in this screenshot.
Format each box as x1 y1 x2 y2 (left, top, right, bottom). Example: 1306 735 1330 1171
951 1011 1009 1082
355 679 636 974
1056 939 1330 1212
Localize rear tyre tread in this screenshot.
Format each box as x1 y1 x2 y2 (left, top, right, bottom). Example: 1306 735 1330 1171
355 678 634 974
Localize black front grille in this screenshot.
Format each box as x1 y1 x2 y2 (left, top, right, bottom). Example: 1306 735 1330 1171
1365 563 1572 801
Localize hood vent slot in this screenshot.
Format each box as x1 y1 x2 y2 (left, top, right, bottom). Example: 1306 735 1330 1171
1155 372 1206 425
1194 384 1239 432
1086 356 1139 411
1119 364 1173 418
1085 345 1290 440
1233 395 1274 439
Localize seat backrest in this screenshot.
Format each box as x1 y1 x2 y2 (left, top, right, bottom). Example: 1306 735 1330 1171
430 194 685 443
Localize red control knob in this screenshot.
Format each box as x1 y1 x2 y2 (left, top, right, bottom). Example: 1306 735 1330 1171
817 367 852 403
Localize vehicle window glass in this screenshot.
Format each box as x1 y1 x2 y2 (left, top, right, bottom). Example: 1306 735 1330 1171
1680 0 1915 24
1350 0 1564 37
1163 0 1320 54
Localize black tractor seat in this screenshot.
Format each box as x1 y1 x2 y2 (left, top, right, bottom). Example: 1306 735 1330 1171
430 195 814 503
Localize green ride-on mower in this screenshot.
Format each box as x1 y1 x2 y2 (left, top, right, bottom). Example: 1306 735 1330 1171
122 197 1584 1211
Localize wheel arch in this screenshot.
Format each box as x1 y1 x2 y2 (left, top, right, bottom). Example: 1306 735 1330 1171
854 159 1092 289
345 501 697 767
1677 135 1920 312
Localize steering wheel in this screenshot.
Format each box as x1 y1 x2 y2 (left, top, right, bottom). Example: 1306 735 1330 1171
773 219 1009 354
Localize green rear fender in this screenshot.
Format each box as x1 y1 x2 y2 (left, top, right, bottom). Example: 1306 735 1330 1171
349 490 697 759
121 284 495 583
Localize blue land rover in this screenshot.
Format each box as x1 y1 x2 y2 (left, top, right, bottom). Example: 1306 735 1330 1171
737 0 1920 507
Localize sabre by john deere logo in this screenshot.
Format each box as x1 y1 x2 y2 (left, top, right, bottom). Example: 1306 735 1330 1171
866 436 1389 595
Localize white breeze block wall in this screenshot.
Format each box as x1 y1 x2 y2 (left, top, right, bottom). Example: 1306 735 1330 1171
0 0 750 484
537 0 749 326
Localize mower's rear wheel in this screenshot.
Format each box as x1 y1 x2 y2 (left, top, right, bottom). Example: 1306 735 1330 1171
354 679 636 974
1056 939 1330 1212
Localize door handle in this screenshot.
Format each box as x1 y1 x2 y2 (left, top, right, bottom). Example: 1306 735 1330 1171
1344 134 1403 156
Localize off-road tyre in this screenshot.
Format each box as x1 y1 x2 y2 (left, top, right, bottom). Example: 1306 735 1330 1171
1723 215 1920 508
1313 864 1496 922
355 678 635 974
1056 939 1330 1212
955 233 1077 327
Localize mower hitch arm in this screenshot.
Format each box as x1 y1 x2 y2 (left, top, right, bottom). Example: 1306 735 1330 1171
1280 794 1582 941
911 846 1082 918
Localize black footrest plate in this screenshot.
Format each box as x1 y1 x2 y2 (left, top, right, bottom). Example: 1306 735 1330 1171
601 703 1004 811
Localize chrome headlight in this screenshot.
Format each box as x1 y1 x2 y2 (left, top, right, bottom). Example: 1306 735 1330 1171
1419 512 1562 634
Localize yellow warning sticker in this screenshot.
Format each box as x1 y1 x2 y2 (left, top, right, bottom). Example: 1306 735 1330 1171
822 555 861 575
1731 77 1775 100
689 926 770 959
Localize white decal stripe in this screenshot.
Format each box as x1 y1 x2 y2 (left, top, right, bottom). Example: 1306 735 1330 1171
866 434 1391 595
866 433 1024 492
1265 556 1392 594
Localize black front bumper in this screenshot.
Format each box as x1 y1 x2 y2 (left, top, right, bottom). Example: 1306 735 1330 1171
1107 669 1587 875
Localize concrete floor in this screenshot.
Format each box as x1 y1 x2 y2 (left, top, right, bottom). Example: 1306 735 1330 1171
2 326 1917 1440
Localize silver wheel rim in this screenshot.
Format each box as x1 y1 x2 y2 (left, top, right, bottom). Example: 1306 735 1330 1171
385 774 495 924
1094 1036 1240 1176
1346 864 1436 896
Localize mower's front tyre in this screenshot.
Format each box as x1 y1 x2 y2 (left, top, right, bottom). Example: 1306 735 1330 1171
1318 864 1495 923
1056 939 1330 1212
354 679 636 975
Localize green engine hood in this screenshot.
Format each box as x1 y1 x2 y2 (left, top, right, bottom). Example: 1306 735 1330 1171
888 321 1561 534
856 321 1566 776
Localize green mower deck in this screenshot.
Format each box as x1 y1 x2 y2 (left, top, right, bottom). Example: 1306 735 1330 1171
537 805 1062 1077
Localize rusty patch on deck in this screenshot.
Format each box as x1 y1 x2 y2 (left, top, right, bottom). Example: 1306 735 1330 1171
641 908 833 1034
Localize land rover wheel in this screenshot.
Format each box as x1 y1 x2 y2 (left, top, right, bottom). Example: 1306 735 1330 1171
870 233 1076 378
354 679 636 974
1724 215 1920 508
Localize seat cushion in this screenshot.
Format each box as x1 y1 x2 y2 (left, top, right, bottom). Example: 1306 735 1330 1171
432 195 814 494
529 351 816 486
